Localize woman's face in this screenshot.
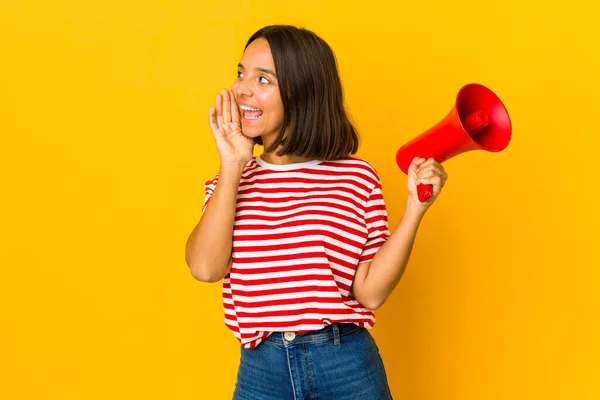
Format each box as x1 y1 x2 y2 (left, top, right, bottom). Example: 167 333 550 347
231 38 285 141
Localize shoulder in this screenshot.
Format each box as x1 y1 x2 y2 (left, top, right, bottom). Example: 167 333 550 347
321 156 382 185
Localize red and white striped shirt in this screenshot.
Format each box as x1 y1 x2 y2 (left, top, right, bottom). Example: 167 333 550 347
202 155 391 348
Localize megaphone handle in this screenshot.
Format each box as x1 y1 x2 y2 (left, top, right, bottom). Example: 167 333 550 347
417 183 433 202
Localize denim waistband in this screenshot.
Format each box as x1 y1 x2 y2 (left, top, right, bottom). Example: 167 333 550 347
264 322 362 346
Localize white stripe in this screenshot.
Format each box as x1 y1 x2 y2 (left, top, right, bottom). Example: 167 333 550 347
237 313 371 324
237 188 368 203
366 210 387 220
332 275 353 288
234 224 366 243
234 246 326 259
224 308 236 316
366 198 386 207
232 301 360 313
239 169 376 187
366 229 390 239
236 213 365 233
239 181 371 198
328 261 356 277
322 247 362 265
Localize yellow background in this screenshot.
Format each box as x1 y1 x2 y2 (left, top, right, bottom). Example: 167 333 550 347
1 0 599 399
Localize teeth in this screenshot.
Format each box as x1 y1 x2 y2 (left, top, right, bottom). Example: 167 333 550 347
240 105 261 111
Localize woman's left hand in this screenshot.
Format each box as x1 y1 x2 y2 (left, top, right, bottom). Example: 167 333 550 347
406 157 448 213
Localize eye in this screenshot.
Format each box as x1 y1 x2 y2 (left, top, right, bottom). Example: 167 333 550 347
237 71 244 78
259 76 269 84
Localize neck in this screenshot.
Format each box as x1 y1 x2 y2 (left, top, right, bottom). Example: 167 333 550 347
260 131 314 165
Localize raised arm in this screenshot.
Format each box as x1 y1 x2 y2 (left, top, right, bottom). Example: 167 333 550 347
186 89 254 282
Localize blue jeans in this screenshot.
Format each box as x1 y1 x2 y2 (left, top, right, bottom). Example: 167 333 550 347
233 323 393 399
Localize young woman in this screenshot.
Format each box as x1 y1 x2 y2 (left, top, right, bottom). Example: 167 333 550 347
186 25 448 399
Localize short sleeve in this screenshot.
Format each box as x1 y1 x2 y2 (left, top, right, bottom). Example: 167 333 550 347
201 174 219 213
359 182 391 264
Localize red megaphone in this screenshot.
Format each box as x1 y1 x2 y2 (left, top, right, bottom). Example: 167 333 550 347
396 83 512 202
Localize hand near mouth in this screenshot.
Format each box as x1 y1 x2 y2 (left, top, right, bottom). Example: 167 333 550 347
209 89 255 169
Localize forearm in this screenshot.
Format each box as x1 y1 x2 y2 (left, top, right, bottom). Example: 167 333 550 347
186 163 244 282
359 201 425 309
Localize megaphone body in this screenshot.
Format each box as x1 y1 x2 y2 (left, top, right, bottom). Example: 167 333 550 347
396 83 512 202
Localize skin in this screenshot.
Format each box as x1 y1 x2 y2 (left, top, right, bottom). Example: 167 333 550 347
200 37 449 310
209 38 311 167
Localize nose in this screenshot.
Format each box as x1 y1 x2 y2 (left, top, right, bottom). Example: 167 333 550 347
232 76 252 99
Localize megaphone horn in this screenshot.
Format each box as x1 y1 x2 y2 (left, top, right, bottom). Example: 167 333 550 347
396 83 512 202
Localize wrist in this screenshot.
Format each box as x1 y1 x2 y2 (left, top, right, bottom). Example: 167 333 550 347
404 198 427 221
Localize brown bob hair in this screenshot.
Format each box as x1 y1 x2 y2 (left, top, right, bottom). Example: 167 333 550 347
244 25 359 161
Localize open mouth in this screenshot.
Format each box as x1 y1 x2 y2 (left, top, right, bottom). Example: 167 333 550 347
240 105 263 121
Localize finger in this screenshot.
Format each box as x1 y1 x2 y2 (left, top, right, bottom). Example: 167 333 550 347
208 107 221 136
417 168 448 184
222 89 231 123
416 157 440 171
417 171 437 181
417 164 445 178
230 90 240 124
418 176 444 194
408 157 427 176
215 94 224 127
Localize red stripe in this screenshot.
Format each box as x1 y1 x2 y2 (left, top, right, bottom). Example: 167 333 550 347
231 285 340 297
234 239 326 254
232 296 342 308
229 262 329 275
236 193 366 210
235 219 367 238
235 208 362 227
230 274 333 286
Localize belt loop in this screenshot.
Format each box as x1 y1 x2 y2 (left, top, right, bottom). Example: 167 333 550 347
332 323 341 346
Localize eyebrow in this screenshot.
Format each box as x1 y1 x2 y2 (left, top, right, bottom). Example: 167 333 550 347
238 63 277 78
